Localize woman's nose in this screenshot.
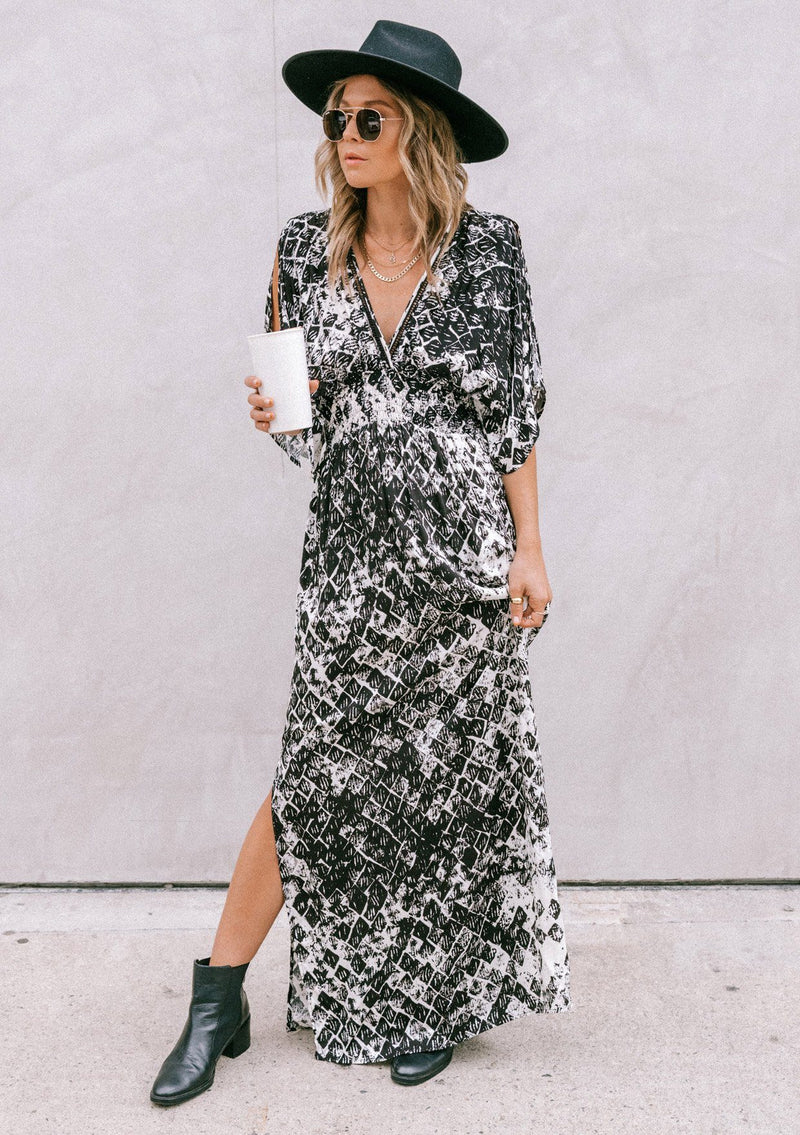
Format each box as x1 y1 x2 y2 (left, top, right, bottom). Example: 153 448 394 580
341 112 362 144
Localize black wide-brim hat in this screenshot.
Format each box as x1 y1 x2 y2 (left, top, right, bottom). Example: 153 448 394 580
282 19 509 164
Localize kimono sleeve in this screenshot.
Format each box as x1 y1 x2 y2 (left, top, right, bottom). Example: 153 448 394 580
476 218 547 475
263 219 313 469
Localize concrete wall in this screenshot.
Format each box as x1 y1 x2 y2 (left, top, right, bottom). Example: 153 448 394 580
2 1 798 882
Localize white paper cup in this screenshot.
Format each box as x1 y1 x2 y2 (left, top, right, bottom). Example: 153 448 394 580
247 327 312 433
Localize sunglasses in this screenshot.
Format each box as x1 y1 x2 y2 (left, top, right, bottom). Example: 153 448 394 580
322 106 403 142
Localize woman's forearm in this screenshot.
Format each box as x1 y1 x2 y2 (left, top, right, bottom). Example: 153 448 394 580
501 444 542 553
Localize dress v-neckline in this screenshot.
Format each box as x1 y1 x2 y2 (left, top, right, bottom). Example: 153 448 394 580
348 233 448 366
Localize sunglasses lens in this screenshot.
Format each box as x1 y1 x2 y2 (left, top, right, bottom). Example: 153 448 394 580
357 109 382 141
322 110 345 140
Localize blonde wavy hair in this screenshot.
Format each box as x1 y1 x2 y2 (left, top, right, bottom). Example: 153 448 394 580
314 75 474 297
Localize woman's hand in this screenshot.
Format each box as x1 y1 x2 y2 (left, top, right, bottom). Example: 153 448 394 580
506 546 552 629
245 375 319 434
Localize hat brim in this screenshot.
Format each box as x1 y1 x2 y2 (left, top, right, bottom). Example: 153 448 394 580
282 49 509 163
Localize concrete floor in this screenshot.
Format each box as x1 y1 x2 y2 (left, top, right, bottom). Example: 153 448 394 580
1 885 797 1135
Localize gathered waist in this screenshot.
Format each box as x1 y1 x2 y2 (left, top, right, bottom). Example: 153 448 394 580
314 415 488 472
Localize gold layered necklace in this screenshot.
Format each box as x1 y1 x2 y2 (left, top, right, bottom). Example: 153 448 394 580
365 227 416 264
362 228 421 283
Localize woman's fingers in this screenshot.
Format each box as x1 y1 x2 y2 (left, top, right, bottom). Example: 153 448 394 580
508 592 550 629
509 597 526 625
518 599 550 630
245 375 275 429
245 375 317 434
251 403 276 425
245 376 272 405
523 600 546 627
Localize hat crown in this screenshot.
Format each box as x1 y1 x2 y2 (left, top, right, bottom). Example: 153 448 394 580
357 20 462 91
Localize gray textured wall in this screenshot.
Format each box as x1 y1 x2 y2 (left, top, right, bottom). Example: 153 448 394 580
2 1 798 883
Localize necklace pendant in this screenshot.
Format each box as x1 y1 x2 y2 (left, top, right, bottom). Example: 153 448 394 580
389 251 397 264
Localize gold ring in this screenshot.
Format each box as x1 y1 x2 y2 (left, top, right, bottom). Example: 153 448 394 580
510 597 524 604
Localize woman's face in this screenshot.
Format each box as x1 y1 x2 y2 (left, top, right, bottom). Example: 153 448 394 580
335 75 407 190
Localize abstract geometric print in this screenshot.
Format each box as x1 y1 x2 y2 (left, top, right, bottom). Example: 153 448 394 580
264 207 571 1064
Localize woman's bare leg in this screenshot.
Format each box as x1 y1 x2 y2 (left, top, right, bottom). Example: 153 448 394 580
209 789 285 966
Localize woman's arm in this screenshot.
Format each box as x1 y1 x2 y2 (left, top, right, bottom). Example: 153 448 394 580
502 443 542 553
501 444 552 627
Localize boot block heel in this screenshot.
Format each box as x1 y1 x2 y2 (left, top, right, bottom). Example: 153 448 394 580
222 1015 251 1058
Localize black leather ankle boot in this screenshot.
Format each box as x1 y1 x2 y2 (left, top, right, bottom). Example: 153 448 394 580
150 956 251 1107
390 1045 454 1085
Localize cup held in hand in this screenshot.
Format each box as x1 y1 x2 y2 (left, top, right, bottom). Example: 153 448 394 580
247 328 312 433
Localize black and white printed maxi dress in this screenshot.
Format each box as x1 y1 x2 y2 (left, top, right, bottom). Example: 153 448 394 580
264 206 571 1065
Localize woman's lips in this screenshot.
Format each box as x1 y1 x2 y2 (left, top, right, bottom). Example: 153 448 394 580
344 156 366 163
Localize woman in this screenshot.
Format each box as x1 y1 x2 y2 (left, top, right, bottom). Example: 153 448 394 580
150 19 570 1105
